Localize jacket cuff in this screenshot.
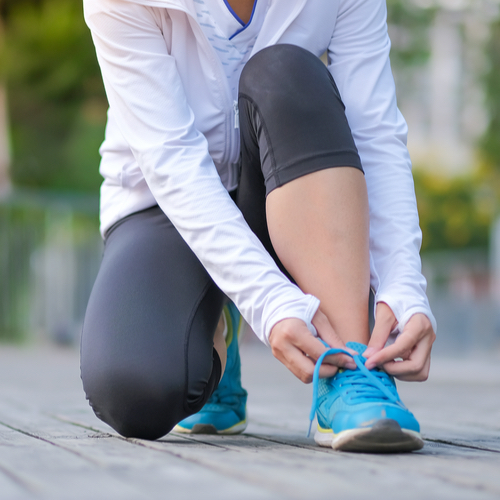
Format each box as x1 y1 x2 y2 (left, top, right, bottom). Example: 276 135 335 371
262 295 320 347
374 293 437 336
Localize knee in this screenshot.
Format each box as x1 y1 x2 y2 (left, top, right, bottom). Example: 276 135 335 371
82 369 185 440
240 44 332 98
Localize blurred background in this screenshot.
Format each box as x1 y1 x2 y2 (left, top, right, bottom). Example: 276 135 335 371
1 0 500 354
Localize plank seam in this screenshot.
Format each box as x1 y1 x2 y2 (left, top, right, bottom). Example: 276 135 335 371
423 438 500 454
0 419 103 465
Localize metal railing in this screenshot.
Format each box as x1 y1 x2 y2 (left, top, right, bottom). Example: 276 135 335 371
1 189 499 353
422 248 500 354
0 189 102 344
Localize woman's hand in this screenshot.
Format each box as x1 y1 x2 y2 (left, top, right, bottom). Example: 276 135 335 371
269 309 356 383
364 302 436 381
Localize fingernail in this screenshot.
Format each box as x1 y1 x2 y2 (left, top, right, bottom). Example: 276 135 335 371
346 362 357 370
365 361 374 370
364 347 376 357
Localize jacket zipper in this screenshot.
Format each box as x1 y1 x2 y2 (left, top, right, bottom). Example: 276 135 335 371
156 1 304 165
233 101 239 130
175 7 237 165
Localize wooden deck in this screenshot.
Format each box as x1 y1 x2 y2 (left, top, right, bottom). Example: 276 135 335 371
0 339 499 500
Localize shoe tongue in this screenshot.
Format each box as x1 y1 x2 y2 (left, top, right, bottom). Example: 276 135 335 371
345 342 368 363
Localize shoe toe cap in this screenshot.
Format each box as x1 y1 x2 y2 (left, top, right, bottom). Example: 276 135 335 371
332 403 420 434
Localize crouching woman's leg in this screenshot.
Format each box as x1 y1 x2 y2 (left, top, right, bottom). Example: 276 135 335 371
81 206 224 440
237 44 370 346
236 43 423 455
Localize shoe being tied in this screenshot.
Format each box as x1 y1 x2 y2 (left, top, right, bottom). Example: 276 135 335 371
174 302 248 435
309 341 424 453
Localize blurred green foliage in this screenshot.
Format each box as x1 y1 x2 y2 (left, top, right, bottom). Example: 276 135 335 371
1 0 500 254
481 18 500 171
1 0 107 192
386 0 436 69
471 14 500 254
414 170 496 252
386 1 500 253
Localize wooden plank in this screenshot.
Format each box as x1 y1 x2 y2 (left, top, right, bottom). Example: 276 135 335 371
0 457 33 500
396 361 500 452
0 422 149 500
0 404 279 500
132 433 500 499
50 409 500 500
1 343 500 499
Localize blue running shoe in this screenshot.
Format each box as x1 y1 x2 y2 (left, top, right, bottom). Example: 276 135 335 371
174 302 248 435
309 342 423 453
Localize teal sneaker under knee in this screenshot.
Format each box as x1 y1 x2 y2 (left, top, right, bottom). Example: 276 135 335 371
309 342 423 453
174 302 248 435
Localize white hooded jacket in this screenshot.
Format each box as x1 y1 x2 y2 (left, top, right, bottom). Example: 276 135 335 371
83 0 437 344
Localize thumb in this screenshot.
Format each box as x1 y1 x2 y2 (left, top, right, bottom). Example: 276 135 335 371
365 302 397 356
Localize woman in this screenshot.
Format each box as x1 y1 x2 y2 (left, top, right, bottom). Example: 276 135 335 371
81 0 436 453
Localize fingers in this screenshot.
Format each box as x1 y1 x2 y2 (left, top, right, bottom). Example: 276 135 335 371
365 313 436 381
312 310 358 372
269 305 437 384
364 302 397 357
269 318 333 383
382 351 432 382
269 313 356 384
312 310 358 357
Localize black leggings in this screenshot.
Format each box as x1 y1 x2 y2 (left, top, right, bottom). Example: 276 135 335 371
81 44 362 440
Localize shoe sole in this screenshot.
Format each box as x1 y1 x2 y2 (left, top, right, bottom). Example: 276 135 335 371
314 419 424 453
173 419 247 435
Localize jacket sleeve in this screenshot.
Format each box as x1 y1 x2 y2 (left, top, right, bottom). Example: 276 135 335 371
83 0 320 345
327 0 437 334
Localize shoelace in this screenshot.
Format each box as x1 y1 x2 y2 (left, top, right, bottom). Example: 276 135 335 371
307 345 405 437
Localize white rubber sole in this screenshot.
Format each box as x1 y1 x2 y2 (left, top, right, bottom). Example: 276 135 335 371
173 419 247 435
314 419 424 453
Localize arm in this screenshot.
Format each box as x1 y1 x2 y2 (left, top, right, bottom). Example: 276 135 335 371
327 0 436 376
84 0 319 345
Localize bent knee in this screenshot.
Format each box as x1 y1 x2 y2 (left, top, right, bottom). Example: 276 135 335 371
240 44 329 94
82 371 185 440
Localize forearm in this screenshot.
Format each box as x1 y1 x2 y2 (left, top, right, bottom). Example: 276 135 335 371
328 0 436 332
85 0 320 344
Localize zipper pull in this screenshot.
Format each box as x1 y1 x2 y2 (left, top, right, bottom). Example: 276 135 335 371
233 101 239 129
